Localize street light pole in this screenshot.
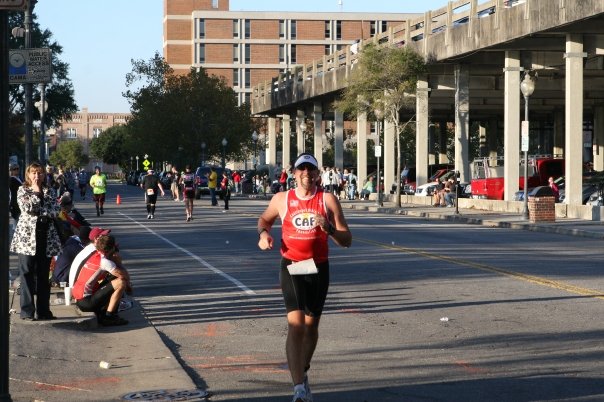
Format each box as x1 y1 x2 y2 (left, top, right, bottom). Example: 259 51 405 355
130 156 133 170
201 142 206 167
252 131 258 170
374 108 383 207
24 1 36 166
36 83 47 164
221 138 228 169
299 122 307 153
136 155 139 171
520 72 535 220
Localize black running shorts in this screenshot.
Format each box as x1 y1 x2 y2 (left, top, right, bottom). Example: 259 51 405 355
145 193 158 205
280 257 329 317
75 282 115 313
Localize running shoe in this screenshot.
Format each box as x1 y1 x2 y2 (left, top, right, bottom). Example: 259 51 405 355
147 214 151 219
292 388 311 402
150 214 155 219
186 216 191 222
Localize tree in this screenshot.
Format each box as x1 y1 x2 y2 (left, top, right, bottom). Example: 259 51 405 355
123 53 253 168
336 43 427 207
89 125 133 169
48 140 88 169
8 11 78 160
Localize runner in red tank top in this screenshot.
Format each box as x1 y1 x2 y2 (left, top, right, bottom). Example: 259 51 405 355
257 152 352 402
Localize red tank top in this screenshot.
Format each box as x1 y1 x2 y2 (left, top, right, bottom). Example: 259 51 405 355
281 189 329 263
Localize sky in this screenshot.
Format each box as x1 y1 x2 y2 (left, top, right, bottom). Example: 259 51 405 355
34 0 448 114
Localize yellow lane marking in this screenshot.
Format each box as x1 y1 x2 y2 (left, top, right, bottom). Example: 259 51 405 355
357 237 604 300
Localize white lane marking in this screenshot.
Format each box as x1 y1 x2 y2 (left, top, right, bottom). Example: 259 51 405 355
119 212 255 295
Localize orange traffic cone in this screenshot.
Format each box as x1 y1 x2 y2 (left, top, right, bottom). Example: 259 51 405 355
116 194 121 205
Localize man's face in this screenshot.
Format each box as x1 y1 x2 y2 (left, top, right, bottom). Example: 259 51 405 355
295 163 318 189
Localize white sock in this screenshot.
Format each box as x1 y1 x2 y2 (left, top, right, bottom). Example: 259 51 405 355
294 383 305 393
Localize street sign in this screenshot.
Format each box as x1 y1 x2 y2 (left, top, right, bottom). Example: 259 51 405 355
8 48 52 84
374 145 382 157
0 0 27 10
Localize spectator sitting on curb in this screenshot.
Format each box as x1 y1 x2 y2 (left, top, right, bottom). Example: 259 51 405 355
52 226 92 286
444 178 457 207
72 234 132 326
68 227 112 288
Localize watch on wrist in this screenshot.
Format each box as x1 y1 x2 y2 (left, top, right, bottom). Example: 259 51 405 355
258 227 268 237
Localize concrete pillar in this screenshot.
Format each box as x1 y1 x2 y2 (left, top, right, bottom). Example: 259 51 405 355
553 109 564 157
503 52 521 201
454 64 470 183
565 34 585 205
357 113 368 187
383 119 396 191
334 110 344 169
438 121 449 164
594 106 604 171
282 114 291 168
428 124 435 165
296 109 305 155
313 102 323 167
267 117 277 174
416 78 429 188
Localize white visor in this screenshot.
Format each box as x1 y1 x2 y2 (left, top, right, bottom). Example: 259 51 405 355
294 154 319 169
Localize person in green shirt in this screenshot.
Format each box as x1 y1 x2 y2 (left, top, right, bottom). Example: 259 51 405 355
89 166 107 216
208 167 218 206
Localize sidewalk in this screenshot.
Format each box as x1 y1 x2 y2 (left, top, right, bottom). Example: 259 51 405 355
8 286 201 402
339 198 604 240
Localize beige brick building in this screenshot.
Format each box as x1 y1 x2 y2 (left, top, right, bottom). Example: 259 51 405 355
164 0 417 105
52 107 131 173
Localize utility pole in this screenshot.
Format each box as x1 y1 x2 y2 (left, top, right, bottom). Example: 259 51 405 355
23 0 36 166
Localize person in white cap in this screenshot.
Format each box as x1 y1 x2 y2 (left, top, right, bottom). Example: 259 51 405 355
140 169 165 219
257 152 352 402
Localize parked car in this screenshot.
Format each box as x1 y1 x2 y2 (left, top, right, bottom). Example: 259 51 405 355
194 166 231 199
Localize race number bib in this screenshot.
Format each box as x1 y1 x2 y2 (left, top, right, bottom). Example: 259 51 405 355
147 189 155 195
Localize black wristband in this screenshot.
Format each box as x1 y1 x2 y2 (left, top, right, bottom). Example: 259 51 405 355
258 227 268 237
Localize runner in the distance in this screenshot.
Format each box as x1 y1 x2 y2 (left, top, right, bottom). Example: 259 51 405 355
257 152 352 402
89 166 107 217
180 165 196 222
140 169 165 219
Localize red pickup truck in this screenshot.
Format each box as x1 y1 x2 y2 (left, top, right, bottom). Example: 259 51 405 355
471 156 564 200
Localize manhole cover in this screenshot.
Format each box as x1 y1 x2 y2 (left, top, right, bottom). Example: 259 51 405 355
122 389 209 401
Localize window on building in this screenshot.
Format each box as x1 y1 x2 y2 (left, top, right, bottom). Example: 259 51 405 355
279 44 285 63
336 20 342 40
324 44 331 55
244 19 251 39
245 69 251 89
370 21 376 36
93 128 102 138
279 20 285 39
291 44 297 63
198 44 205 63
233 69 239 87
324 21 331 39
290 20 297 39
212 0 218 8
244 93 251 104
66 128 77 139
233 19 239 38
198 19 205 39
233 44 239 62
382 21 388 32
244 44 250 64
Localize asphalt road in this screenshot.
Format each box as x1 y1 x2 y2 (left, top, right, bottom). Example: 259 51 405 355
73 183 604 401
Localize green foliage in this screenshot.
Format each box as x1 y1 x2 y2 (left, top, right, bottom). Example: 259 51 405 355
49 140 88 169
336 43 427 121
123 53 253 168
89 125 132 168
